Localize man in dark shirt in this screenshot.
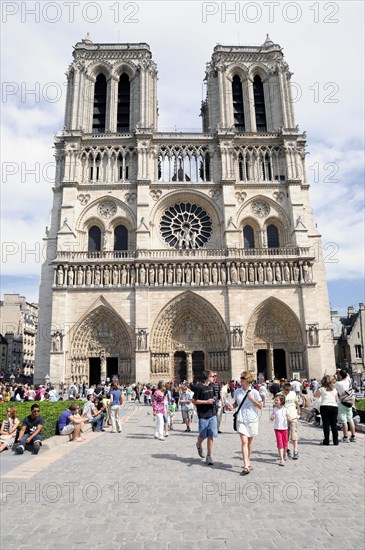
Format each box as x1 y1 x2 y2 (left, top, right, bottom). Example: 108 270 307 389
16 403 45 455
192 371 217 466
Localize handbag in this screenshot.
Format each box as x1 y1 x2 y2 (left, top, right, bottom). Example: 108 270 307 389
340 388 355 407
119 393 123 405
233 389 251 431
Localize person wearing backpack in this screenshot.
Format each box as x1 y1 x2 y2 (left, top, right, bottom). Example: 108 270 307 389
335 369 356 443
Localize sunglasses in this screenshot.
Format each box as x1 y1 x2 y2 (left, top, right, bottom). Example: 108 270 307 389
32 410 40 413
240 377 246 380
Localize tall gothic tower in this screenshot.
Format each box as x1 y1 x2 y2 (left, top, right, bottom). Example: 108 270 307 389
35 35 335 386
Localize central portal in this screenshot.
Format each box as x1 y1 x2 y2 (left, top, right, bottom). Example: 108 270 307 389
89 357 101 385
192 351 204 382
174 351 187 382
107 357 118 381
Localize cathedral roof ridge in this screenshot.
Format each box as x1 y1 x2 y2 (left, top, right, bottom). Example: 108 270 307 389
74 40 151 52
213 41 282 55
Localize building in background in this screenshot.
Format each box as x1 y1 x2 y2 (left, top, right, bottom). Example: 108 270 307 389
0 294 38 378
35 35 335 386
0 334 8 376
331 304 365 384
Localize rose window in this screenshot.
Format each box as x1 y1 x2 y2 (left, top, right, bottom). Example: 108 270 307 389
160 203 212 249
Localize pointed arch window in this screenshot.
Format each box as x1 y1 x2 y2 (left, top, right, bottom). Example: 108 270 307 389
238 153 250 181
117 74 130 132
253 75 267 132
88 226 101 252
243 225 255 249
114 225 128 251
92 74 107 133
267 224 279 248
261 154 272 181
232 75 245 131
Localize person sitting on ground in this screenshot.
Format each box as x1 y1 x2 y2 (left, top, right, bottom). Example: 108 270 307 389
15 403 45 455
300 388 313 411
307 397 321 425
82 394 105 432
57 404 85 442
0 406 20 453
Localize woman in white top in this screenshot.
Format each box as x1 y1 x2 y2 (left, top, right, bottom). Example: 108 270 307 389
0 406 20 453
314 375 339 446
228 371 262 475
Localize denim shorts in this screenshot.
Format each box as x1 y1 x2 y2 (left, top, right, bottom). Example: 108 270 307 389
198 416 218 439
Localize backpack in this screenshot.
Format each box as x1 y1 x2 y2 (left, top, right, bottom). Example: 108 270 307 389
340 388 356 407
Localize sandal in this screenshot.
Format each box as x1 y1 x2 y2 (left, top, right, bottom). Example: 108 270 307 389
248 465 253 471
241 467 250 476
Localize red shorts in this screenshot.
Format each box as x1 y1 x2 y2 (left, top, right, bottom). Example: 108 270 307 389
275 429 288 449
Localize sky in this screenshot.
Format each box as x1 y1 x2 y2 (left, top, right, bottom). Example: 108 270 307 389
1 0 364 313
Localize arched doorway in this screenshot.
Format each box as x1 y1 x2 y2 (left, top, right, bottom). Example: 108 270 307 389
246 298 305 380
174 351 187 382
192 351 205 382
150 292 230 383
69 303 133 384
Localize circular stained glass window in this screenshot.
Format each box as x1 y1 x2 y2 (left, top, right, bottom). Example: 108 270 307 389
160 203 212 249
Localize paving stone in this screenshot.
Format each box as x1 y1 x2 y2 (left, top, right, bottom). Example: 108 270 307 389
0 400 364 549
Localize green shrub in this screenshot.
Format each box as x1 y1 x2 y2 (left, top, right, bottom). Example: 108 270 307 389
355 398 365 411
0 401 85 440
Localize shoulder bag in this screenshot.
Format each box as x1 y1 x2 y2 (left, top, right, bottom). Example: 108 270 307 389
233 389 251 431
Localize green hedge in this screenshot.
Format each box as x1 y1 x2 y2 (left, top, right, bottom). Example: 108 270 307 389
0 401 85 440
355 398 365 411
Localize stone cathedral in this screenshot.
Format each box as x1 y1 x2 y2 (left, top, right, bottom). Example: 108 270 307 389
35 35 335 386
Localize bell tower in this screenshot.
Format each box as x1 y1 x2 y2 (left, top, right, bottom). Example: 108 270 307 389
64 35 158 133
202 35 296 133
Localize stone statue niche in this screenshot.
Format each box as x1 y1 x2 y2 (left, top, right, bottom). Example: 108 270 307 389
52 331 63 352
307 325 319 346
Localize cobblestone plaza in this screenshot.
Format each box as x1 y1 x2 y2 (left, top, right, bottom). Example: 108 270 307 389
1 403 364 549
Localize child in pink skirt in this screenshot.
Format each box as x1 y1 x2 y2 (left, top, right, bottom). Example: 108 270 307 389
270 394 292 466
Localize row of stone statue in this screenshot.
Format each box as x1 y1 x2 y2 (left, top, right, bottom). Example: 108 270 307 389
55 260 313 287
289 352 303 370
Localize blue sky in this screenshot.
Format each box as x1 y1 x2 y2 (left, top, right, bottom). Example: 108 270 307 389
1 1 364 313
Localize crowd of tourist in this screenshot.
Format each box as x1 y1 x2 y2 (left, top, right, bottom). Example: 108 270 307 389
0 370 362 473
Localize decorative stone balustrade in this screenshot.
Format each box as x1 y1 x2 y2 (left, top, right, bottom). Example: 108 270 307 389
53 258 314 288
55 246 312 262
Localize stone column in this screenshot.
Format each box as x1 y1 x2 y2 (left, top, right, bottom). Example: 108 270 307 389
246 77 256 132
267 344 274 380
186 352 193 383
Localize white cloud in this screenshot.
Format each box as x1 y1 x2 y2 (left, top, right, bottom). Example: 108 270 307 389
1 0 364 304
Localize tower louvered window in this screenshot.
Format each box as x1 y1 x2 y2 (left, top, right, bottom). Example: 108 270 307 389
117 74 130 132
253 75 267 132
92 74 107 133
232 75 245 131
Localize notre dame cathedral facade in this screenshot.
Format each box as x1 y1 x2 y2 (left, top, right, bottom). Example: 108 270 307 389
35 35 335 386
